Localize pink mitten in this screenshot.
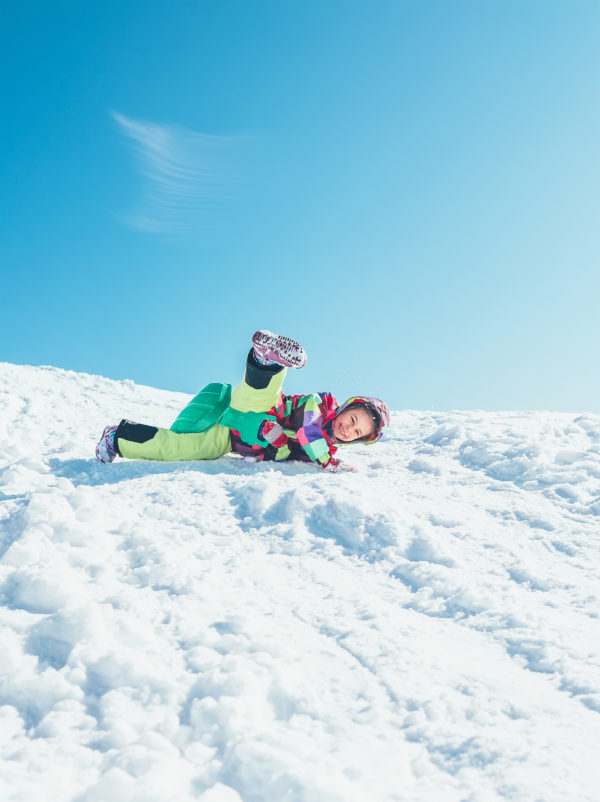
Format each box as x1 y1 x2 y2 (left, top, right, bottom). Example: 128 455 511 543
260 420 288 449
323 459 357 473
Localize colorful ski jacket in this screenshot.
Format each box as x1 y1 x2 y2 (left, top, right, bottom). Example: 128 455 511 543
229 391 340 469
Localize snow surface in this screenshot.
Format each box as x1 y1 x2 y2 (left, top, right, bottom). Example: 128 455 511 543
1 362 599 802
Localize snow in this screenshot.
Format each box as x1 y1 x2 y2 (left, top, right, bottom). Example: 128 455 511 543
1 361 599 802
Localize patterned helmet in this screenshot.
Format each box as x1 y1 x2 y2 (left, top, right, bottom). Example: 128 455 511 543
334 396 390 444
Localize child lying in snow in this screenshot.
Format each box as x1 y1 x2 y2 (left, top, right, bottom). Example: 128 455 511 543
95 330 389 472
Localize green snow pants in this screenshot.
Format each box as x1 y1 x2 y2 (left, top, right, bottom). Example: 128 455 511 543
115 362 287 462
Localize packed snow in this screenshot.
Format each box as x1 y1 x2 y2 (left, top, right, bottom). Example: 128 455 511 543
1 362 599 802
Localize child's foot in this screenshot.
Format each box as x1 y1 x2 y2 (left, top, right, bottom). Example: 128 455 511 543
95 424 118 463
252 330 307 368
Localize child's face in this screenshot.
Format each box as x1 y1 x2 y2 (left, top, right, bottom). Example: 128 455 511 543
332 407 375 443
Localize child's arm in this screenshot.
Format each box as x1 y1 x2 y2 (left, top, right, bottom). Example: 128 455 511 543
294 393 337 469
258 393 336 467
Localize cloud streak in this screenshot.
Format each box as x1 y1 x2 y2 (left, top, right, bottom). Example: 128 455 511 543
112 111 242 235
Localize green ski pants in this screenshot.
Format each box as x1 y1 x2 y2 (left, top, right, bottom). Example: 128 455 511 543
117 367 287 461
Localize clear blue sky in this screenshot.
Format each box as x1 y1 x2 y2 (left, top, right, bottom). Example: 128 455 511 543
2 1 599 411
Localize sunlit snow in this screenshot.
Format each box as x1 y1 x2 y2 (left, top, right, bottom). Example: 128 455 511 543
1 363 599 802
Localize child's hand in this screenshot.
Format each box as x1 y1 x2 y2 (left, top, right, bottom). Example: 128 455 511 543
323 459 340 472
323 459 356 473
260 420 288 448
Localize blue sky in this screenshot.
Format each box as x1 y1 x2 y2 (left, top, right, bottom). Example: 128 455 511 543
2 1 599 411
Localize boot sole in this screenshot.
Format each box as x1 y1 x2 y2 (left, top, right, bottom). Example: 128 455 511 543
252 330 307 368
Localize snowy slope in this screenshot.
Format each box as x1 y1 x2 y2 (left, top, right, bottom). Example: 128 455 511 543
1 362 599 802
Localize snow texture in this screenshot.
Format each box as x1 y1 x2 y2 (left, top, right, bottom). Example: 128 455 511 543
1 362 599 802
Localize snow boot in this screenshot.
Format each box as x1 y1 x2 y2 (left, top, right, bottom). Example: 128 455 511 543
95 424 119 463
251 330 307 369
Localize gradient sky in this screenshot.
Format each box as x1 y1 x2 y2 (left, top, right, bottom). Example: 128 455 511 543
2 1 599 411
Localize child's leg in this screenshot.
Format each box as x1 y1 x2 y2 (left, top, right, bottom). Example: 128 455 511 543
229 350 288 413
116 420 231 461
112 335 296 461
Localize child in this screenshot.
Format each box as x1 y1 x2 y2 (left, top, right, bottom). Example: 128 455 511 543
95 330 390 472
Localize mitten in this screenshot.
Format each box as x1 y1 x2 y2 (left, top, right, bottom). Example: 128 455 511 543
260 420 288 448
322 459 357 473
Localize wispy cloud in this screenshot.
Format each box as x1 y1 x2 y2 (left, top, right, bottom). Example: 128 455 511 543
112 111 242 235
